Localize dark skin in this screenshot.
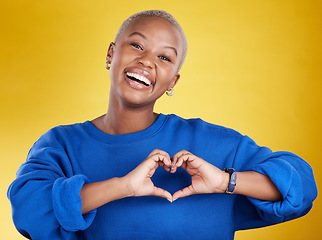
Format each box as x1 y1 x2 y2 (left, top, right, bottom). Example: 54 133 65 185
94 16 182 135
80 16 282 214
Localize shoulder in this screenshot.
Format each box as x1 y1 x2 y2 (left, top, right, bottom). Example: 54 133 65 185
31 122 88 149
164 114 243 139
43 122 84 139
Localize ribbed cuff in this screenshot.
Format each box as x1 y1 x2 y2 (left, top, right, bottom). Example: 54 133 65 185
52 175 97 231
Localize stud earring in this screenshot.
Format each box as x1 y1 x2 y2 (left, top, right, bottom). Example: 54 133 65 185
105 57 111 70
105 62 110 70
166 88 174 96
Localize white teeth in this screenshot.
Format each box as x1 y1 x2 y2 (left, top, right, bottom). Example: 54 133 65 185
126 72 152 86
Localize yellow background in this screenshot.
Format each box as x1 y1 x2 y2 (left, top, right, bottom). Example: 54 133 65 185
1 0 320 239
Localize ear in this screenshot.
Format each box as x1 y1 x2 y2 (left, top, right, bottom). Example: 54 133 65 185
106 42 115 62
169 73 180 89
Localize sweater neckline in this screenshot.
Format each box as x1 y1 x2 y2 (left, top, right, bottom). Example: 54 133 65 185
82 113 167 144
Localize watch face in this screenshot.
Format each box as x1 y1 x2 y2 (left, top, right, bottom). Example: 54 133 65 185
231 172 237 185
225 168 236 194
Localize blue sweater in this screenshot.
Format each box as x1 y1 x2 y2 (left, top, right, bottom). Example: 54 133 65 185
8 114 317 239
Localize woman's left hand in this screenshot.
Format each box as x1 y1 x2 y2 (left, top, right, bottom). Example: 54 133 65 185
171 150 229 201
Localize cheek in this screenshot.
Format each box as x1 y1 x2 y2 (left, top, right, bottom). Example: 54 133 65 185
109 50 131 78
112 46 137 64
157 67 177 85
111 49 126 67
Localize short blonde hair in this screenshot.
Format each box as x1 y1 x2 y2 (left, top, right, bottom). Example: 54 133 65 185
115 10 188 70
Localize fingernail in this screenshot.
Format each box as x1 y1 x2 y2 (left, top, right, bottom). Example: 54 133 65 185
168 198 173 203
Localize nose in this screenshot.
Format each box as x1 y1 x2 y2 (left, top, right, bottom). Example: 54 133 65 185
137 52 154 69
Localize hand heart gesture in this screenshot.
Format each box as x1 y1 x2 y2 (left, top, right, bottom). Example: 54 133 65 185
123 149 229 202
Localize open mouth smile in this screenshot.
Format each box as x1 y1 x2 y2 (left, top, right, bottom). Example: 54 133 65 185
126 72 152 87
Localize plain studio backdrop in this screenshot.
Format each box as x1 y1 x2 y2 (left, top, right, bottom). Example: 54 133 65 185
1 1 321 239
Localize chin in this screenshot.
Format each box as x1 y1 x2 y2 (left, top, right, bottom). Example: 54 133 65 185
120 92 156 108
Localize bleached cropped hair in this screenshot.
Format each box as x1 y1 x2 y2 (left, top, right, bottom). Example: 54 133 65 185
115 10 188 70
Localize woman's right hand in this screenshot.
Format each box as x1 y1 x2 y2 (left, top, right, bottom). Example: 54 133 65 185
122 149 173 202
81 149 172 214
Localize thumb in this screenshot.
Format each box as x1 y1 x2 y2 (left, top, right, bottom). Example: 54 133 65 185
172 185 195 202
152 186 173 203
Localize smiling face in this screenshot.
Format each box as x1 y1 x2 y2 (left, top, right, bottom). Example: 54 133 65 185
107 16 184 108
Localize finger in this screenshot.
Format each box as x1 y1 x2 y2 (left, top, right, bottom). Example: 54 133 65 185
172 185 195 201
180 161 187 170
148 149 171 161
148 150 171 167
138 156 171 179
171 150 191 173
172 150 190 163
170 161 177 173
159 161 171 172
174 152 194 170
177 152 204 171
163 165 171 172
155 154 171 167
152 186 173 203
143 153 171 171
147 149 164 157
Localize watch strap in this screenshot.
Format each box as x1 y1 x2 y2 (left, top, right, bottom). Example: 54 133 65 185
224 168 237 194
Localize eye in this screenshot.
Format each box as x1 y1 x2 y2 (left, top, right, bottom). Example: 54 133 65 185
130 43 143 50
159 55 171 62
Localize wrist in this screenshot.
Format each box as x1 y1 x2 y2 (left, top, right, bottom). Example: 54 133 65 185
116 177 134 198
220 171 230 193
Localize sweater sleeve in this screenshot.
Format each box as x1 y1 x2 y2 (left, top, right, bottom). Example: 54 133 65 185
7 130 97 239
233 135 317 230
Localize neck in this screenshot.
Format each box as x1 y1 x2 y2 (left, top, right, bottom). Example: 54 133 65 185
105 107 158 135
93 97 158 135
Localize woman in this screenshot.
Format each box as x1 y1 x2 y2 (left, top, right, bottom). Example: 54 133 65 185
8 10 317 240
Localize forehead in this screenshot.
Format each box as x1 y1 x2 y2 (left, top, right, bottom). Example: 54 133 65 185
120 16 183 50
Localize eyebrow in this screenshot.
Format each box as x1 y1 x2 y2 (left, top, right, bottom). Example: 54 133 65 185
128 32 177 57
128 32 146 39
164 46 177 56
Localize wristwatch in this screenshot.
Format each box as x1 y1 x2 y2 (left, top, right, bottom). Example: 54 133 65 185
224 168 237 194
